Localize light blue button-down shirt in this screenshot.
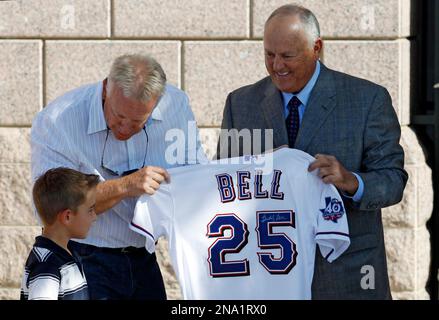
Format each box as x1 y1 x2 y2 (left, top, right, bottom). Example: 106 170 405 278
281 61 364 202
31 81 206 248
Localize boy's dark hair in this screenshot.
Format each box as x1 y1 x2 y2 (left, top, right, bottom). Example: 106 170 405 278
33 168 100 225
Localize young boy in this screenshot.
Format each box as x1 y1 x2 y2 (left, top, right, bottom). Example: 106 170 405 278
20 167 100 300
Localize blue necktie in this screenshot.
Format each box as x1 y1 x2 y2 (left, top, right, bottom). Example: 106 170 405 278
286 96 301 148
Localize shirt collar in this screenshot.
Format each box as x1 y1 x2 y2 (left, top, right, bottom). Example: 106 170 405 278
281 60 321 107
87 81 107 135
87 81 164 135
149 94 164 121
34 236 75 261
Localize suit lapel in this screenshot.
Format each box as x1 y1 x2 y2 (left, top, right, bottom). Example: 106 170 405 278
260 81 289 148
295 64 337 151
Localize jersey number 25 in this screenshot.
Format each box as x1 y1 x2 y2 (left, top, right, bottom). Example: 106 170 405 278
207 211 297 277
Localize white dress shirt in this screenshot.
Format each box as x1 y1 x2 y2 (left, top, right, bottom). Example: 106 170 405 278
31 81 206 248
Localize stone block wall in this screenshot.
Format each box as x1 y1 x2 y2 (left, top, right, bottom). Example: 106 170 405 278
0 0 432 299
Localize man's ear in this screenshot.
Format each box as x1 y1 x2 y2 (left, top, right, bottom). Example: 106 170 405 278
314 38 323 58
103 78 107 100
57 209 74 226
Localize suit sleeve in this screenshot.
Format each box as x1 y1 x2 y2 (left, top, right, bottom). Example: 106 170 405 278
356 87 408 211
216 93 234 160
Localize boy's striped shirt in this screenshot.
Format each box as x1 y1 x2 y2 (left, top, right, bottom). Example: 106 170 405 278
20 236 89 300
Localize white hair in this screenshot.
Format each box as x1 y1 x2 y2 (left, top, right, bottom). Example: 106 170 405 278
265 4 321 48
108 54 166 103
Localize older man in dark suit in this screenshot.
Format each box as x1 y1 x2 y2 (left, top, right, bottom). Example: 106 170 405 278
217 4 408 299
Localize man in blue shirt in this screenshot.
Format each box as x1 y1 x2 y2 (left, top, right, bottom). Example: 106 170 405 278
31 54 206 299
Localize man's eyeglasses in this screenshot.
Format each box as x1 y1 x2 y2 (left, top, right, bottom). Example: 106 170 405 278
100 127 148 176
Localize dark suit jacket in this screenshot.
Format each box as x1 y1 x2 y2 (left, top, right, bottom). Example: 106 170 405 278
217 63 408 299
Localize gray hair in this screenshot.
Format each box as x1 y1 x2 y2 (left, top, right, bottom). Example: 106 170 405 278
265 4 320 47
108 54 167 103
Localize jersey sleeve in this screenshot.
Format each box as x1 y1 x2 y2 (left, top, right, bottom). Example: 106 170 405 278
27 262 61 300
130 183 174 253
314 181 350 263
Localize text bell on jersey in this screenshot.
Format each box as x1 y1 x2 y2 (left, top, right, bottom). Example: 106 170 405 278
216 170 284 203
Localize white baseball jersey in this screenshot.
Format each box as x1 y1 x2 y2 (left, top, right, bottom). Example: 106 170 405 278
130 148 350 299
